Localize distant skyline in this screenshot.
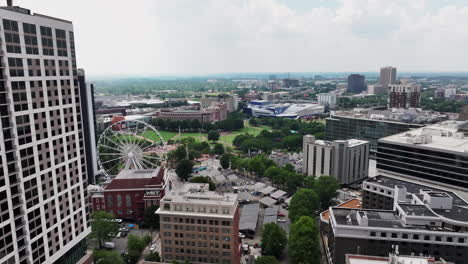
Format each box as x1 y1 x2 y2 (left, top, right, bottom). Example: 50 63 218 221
20 0 468 76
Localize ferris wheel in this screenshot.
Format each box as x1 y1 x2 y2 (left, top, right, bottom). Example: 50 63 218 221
97 119 165 178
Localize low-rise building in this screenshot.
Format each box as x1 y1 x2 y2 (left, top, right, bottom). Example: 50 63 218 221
156 103 228 123
157 184 240 264
376 121 468 189
303 135 369 185
91 169 166 220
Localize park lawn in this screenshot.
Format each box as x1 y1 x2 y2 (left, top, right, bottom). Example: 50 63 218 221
219 125 272 146
176 132 207 141
140 130 177 142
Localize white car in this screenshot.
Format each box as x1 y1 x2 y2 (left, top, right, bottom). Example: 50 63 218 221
238 232 246 238
149 244 156 251
277 219 286 223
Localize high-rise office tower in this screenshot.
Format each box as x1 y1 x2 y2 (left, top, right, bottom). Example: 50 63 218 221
78 69 98 184
388 83 421 108
379 66 397 92
347 74 366 94
0 3 90 264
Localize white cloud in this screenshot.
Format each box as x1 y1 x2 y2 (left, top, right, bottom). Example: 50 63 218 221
18 0 468 76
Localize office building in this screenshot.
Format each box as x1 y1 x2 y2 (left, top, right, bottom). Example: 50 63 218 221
345 253 453 264
302 135 369 185
325 108 444 154
317 93 337 109
376 121 468 189
0 4 90 264
444 87 457 99
156 103 228 123
283 78 300 88
459 106 468 121
379 66 397 91
347 74 366 94
78 69 98 184
157 183 240 264
326 176 468 264
388 84 421 109
91 169 166 220
367 84 385 95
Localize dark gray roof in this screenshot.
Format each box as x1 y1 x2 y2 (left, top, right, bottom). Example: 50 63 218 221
398 204 437 217
239 203 259 231
366 175 468 222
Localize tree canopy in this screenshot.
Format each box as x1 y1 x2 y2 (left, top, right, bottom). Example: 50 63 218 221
220 153 231 169
289 216 320 264
90 211 119 248
143 205 160 230
312 176 340 211
255 256 280 264
175 159 194 180
208 130 220 142
93 250 125 264
288 189 320 223
261 223 288 258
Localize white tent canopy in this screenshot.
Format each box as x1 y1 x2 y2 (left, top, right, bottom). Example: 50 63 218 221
270 190 287 200
259 197 277 207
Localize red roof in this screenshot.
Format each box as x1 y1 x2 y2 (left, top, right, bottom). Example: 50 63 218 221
105 168 165 191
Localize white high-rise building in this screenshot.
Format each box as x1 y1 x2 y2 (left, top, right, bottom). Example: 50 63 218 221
317 93 337 109
302 135 369 185
0 4 90 264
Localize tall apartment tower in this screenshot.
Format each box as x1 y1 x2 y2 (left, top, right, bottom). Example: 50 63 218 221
157 183 241 264
302 135 369 185
347 74 366 94
379 66 397 92
0 4 90 264
388 83 421 109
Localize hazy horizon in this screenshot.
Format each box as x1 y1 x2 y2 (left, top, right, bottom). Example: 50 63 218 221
19 0 468 76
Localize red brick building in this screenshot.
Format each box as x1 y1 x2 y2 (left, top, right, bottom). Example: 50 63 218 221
91 168 166 221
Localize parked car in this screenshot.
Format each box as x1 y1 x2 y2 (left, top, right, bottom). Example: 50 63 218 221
277 219 286 223
277 212 285 217
149 244 156 251
103 242 115 249
239 232 246 238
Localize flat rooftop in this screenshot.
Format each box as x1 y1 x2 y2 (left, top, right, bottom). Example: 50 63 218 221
321 199 362 222
116 169 160 179
161 183 238 207
329 108 448 124
366 176 468 222
380 121 468 153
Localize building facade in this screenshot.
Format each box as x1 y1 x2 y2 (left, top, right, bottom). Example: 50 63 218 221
367 84 385 95
157 184 240 264
0 5 90 264
379 66 397 91
347 74 366 94
91 169 166 221
78 69 98 184
302 135 369 185
388 84 421 109
325 114 423 155
317 93 337 109
156 103 228 123
376 121 468 189
346 175 468 264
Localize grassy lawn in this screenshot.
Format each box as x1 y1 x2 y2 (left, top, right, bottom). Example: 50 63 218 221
140 130 177 142
139 123 272 146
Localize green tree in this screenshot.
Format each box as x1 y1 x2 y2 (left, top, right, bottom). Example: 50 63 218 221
143 205 160 230
289 189 320 223
93 250 125 264
289 216 320 264
190 176 216 191
220 153 231 169
207 130 220 142
249 118 258 126
176 159 194 180
285 172 305 194
145 251 161 262
127 234 146 263
283 163 295 172
90 211 119 248
255 256 279 264
261 223 288 258
313 176 340 210
264 166 282 181
213 143 225 155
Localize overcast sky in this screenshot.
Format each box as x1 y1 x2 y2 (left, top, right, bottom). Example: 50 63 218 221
19 0 468 76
